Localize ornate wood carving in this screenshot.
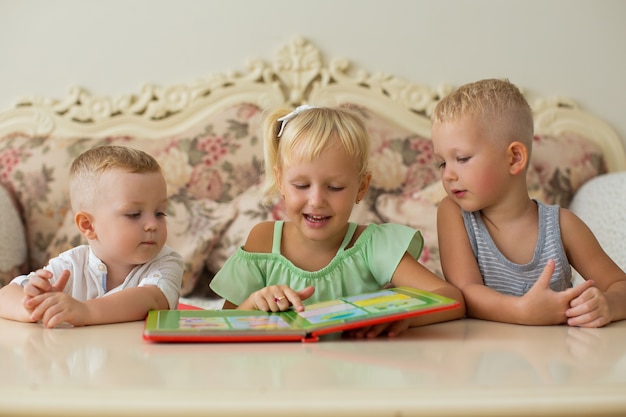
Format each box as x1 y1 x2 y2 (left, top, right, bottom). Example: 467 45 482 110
1 36 624 170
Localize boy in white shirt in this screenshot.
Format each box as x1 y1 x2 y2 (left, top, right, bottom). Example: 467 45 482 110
0 145 183 327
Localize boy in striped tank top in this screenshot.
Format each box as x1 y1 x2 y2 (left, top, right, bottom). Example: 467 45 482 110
431 78 626 327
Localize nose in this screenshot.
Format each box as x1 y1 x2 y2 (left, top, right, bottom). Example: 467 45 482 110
308 186 326 208
442 165 457 182
144 215 158 232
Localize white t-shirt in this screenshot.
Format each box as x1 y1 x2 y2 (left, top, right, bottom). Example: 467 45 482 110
12 245 183 309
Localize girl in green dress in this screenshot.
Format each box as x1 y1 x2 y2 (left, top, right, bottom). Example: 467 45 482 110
210 105 465 337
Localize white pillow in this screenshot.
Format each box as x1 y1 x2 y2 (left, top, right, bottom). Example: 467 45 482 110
569 172 626 284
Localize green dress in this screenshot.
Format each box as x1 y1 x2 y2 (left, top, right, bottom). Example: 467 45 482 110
209 221 424 306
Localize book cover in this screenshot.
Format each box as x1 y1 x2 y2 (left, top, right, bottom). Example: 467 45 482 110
143 286 460 343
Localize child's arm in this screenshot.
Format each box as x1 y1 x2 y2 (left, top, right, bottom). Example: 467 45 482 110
560 208 626 327
0 283 34 322
391 252 466 322
437 197 591 325
25 285 169 328
0 269 70 322
348 251 466 339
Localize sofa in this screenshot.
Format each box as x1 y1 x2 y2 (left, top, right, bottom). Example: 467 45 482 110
1 36 624 307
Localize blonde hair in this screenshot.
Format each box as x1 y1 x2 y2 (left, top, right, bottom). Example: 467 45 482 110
262 106 370 199
431 79 534 150
69 145 162 212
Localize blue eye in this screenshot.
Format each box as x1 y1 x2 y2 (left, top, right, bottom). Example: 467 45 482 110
156 211 167 218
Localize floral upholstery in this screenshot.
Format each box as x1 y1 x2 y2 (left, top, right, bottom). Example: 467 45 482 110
0 103 608 293
0 103 263 292
527 133 606 207
0 182 29 281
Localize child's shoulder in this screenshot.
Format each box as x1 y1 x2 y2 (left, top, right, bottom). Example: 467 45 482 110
54 244 90 261
243 221 277 253
438 195 462 214
557 206 589 234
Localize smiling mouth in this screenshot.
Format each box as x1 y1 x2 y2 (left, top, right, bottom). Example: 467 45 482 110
304 214 330 223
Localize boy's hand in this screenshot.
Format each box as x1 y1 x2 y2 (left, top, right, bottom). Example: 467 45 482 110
25 292 89 328
22 270 71 316
23 269 70 299
522 259 594 325
242 285 315 312
566 287 611 328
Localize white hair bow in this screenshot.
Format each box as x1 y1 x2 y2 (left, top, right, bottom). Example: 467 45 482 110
276 104 318 138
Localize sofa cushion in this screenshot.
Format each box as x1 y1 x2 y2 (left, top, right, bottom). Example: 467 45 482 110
527 133 606 207
0 103 261 293
375 182 445 277
0 182 29 286
205 184 282 274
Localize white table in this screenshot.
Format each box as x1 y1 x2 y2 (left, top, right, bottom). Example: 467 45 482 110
1 317 625 416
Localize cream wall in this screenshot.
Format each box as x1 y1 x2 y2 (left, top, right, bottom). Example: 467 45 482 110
1 0 625 146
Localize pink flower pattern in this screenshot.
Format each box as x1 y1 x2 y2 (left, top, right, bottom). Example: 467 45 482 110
0 148 23 184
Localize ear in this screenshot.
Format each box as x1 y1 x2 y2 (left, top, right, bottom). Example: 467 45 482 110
357 171 372 202
75 211 96 240
507 141 528 176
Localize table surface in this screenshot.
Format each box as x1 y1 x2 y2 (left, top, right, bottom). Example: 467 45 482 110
1 317 625 417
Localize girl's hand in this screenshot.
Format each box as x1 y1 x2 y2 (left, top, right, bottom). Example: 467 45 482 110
241 285 315 312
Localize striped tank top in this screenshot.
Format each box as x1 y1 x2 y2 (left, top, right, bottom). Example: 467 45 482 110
462 201 572 296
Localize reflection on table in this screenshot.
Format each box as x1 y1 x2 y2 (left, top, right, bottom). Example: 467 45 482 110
1 317 625 416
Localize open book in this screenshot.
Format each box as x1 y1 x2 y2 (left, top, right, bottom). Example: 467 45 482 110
143 286 460 343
